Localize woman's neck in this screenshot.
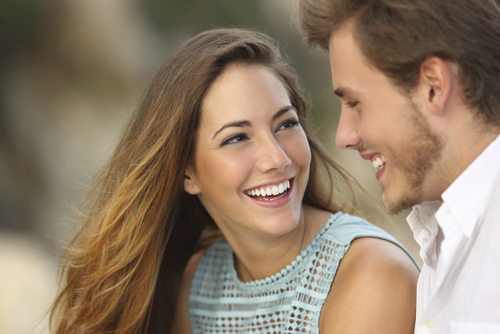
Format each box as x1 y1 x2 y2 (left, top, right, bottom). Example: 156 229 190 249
228 205 332 282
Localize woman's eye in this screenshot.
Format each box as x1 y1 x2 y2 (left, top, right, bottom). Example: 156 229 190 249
277 119 300 131
220 134 248 147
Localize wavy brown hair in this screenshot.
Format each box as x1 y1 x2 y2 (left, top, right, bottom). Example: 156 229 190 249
50 28 378 334
298 0 500 127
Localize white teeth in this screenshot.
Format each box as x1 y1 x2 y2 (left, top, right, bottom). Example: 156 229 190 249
272 185 279 195
247 180 291 198
371 156 385 169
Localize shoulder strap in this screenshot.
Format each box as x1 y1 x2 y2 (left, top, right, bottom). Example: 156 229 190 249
329 213 420 270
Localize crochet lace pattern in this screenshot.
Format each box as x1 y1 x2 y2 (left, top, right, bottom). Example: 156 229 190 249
188 212 407 333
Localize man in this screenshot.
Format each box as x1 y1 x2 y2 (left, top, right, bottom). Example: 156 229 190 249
297 0 500 332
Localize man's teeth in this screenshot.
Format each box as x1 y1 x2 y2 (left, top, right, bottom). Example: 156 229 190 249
371 156 386 169
246 180 291 197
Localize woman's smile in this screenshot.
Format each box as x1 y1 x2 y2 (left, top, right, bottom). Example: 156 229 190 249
245 178 294 207
184 64 311 236
245 178 291 198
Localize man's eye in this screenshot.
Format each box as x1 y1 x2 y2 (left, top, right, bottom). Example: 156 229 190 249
220 134 248 147
346 100 359 108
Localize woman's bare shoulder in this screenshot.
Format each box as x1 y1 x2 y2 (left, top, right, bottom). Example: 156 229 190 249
320 237 419 334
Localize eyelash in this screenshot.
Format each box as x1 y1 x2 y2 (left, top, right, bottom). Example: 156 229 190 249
345 100 359 108
278 118 300 130
220 133 249 146
220 118 300 147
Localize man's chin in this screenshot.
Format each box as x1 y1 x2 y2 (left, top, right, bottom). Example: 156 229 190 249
382 193 415 215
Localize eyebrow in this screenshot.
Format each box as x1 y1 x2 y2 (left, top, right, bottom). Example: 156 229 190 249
211 105 297 140
333 86 352 98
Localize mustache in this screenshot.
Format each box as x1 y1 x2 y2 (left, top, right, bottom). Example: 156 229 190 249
356 142 370 154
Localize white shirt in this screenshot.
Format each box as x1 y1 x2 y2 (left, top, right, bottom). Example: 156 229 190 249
408 134 500 334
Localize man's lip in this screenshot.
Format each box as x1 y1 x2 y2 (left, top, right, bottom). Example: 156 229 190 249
360 152 377 161
360 152 386 180
376 164 385 180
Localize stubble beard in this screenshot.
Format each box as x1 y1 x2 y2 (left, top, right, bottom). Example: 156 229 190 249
383 103 444 215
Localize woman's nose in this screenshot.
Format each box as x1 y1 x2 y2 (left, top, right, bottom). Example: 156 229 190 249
256 136 292 173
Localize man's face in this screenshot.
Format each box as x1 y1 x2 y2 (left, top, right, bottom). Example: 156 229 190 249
328 23 444 214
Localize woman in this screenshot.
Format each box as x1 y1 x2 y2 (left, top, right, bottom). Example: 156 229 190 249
50 28 418 334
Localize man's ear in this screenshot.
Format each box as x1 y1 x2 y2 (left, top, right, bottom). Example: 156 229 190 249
416 56 453 115
184 165 201 195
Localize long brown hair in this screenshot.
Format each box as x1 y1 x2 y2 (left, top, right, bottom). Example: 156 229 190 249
50 28 375 334
298 0 500 127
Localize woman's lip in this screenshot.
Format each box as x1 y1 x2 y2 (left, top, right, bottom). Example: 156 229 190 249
243 177 293 194
245 178 294 208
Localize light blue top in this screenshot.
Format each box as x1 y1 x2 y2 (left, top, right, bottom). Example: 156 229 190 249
189 212 418 333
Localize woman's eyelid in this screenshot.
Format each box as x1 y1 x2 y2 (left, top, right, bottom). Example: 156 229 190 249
219 116 299 147
220 133 249 147
277 117 300 131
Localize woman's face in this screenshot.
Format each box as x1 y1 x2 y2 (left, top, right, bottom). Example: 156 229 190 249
184 64 311 239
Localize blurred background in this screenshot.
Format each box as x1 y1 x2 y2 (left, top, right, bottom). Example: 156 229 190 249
0 0 420 333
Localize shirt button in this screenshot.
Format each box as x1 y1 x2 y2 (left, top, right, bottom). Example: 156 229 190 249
425 319 435 329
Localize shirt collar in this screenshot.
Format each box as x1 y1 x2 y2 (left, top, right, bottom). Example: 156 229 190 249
407 201 442 269
441 134 500 237
407 134 500 268
407 201 442 244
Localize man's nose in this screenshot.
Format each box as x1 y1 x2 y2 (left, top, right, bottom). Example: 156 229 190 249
335 108 362 150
